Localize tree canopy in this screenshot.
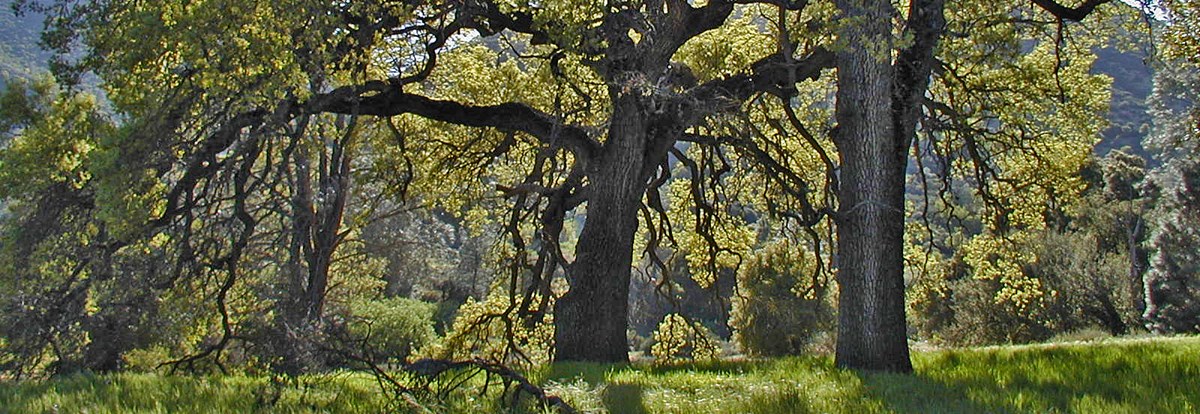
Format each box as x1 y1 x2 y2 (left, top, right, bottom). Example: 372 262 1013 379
0 0 1166 379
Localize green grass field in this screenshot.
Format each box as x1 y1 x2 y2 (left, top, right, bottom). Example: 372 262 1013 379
2 336 1198 413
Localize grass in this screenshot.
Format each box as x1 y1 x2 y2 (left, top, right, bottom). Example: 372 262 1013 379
0 372 392 413
2 336 1198 413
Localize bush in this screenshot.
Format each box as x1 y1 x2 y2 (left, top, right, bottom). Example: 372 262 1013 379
1048 327 1112 344
909 230 1139 346
416 293 553 369
649 313 719 364
346 297 437 363
729 240 834 357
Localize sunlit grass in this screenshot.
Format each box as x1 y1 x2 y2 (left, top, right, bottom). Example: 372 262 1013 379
2 336 1198 413
544 336 1200 414
0 372 391 413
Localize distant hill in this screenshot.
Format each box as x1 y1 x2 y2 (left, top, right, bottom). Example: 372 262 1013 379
1092 46 1155 160
0 9 51 88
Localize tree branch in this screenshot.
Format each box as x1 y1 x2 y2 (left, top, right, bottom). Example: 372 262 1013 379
892 0 946 155
1030 0 1113 21
310 86 600 160
689 47 835 109
155 109 270 226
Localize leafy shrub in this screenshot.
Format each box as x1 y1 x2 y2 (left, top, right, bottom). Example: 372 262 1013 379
347 297 437 363
729 240 834 356
649 313 719 364
909 230 1139 346
416 293 553 369
1048 326 1113 343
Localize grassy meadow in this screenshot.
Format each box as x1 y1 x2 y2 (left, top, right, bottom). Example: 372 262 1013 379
2 336 1198 413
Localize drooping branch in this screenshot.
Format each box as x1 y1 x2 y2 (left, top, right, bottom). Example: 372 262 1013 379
1030 0 1113 21
154 109 270 226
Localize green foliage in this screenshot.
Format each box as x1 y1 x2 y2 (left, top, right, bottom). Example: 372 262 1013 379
417 293 553 369
911 265 1058 345
729 239 833 356
910 149 1152 345
648 313 719 365
1143 53 1200 334
1025 231 1139 335
902 5 1115 347
1163 0 1200 63
0 76 109 196
345 297 437 363
1144 160 1200 333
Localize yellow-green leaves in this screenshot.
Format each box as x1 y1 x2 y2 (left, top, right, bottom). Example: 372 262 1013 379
1163 0 1200 62
0 77 109 198
919 1 1114 313
650 313 719 364
418 294 554 369
675 9 773 82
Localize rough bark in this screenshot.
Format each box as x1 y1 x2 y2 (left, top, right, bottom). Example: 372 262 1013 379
282 119 354 326
832 0 913 373
553 95 648 362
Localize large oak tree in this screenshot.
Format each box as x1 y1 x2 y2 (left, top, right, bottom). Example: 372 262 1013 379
15 0 1125 372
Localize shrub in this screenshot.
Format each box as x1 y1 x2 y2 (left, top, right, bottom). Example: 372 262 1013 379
649 313 719 364
909 230 1139 346
729 240 834 356
347 297 437 363
416 293 553 369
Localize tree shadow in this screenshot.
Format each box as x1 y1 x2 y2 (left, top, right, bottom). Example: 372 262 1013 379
860 371 1016 414
601 382 648 414
862 341 1200 413
543 362 650 413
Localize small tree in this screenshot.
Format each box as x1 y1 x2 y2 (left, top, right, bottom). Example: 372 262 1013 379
730 240 833 356
1144 160 1200 332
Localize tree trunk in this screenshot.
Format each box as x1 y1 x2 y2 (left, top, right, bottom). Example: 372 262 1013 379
1129 214 1146 315
283 122 352 326
554 95 647 362
832 0 913 373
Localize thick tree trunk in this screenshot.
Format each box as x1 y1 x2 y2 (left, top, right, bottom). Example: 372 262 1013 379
554 96 647 362
832 0 913 373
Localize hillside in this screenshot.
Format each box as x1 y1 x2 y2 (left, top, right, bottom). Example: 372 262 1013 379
1093 45 1155 159
0 9 49 88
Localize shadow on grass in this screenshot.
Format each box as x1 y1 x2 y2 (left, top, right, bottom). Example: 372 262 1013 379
858 340 1200 413
905 343 1200 413
861 371 1015 414
601 383 648 414
529 341 1200 413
